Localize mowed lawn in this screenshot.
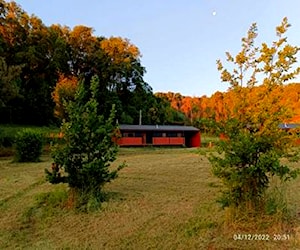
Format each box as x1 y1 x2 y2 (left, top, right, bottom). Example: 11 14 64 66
0 148 300 249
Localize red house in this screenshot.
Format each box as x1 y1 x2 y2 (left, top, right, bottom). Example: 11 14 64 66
117 124 201 147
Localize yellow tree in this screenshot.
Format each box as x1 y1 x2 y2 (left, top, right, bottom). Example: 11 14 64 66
209 17 300 216
217 17 300 133
100 37 140 65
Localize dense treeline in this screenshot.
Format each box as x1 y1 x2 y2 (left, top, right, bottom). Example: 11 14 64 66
0 0 185 126
157 82 300 132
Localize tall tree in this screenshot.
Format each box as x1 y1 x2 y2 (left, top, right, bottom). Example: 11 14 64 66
0 57 22 107
0 1 71 124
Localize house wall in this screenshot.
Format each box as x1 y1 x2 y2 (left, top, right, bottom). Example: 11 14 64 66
169 137 185 145
152 137 185 145
153 137 169 145
189 132 201 147
118 137 142 146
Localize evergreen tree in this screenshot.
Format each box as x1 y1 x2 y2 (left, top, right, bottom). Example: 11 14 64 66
46 75 124 210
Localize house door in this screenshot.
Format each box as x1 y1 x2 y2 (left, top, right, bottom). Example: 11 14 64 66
146 132 152 144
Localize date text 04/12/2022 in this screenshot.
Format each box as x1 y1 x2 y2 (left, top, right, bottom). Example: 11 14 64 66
233 234 290 241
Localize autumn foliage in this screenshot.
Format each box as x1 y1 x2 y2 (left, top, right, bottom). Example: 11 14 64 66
156 82 300 126
52 75 78 120
100 37 140 65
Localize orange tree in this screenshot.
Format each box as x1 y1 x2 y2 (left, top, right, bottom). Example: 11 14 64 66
209 18 300 214
52 75 78 120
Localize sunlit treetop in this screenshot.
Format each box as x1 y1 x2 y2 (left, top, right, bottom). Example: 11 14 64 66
100 37 141 65
217 17 300 89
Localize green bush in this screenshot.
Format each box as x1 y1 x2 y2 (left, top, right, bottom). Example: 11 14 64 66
14 129 43 162
209 120 299 211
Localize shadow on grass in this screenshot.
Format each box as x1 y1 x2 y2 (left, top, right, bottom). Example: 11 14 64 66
20 186 127 219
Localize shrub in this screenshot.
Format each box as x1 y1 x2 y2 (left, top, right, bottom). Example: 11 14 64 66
14 128 43 162
209 122 298 211
0 128 15 148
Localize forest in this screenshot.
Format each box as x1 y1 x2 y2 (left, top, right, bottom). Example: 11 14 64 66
0 0 185 126
1 0 300 132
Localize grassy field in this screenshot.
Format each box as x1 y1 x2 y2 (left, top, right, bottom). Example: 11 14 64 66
0 148 300 249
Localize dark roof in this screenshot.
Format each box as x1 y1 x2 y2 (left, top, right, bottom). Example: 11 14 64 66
278 123 300 129
119 124 199 132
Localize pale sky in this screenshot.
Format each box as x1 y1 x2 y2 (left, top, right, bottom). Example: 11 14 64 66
15 0 300 97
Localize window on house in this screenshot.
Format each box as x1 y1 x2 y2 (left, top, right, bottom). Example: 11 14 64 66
135 132 143 137
167 132 178 137
122 132 135 137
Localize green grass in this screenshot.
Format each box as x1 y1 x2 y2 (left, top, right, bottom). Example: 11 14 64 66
200 133 220 147
0 148 300 249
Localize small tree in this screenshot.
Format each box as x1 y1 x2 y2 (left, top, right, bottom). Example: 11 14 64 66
210 18 300 214
46 75 124 209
